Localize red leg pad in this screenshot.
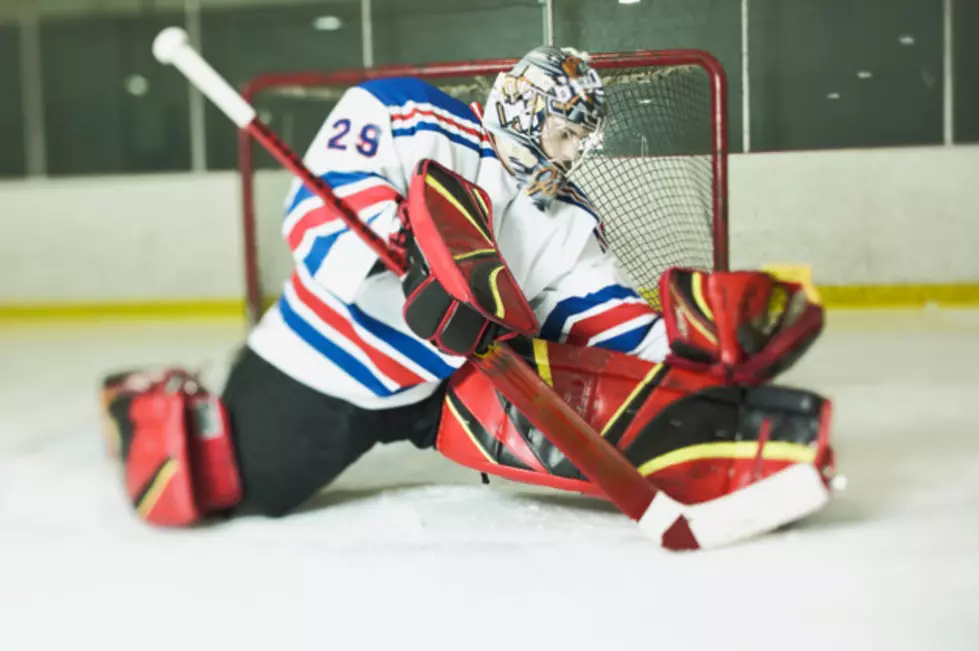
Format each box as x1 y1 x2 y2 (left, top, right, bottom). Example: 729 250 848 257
434 338 836 506
101 370 242 526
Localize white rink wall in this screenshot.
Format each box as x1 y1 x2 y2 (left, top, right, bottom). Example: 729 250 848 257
0 172 244 304
729 145 979 286
0 145 977 306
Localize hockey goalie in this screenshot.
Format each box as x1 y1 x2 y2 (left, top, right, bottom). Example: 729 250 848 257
100 45 833 535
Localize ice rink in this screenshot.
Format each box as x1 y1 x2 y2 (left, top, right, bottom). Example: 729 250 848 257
2 308 978 651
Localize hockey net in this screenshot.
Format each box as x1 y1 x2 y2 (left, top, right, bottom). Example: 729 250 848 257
239 50 728 324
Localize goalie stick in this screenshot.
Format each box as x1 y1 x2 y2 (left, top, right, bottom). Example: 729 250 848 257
152 27 830 551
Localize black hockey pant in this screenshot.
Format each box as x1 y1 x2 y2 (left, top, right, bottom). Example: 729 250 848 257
221 347 445 517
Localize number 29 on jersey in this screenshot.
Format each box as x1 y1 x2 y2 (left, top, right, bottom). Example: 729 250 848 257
327 118 380 157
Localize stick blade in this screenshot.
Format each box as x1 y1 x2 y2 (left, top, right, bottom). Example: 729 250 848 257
640 463 831 551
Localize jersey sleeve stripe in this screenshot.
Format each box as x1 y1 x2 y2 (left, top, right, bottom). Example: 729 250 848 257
286 184 400 251
285 170 396 217
300 211 385 278
390 106 482 140
391 121 496 159
584 313 658 346
590 321 656 354
564 302 657 346
539 284 642 341
300 228 346 277
345 301 460 379
359 77 478 124
392 114 483 148
288 273 426 388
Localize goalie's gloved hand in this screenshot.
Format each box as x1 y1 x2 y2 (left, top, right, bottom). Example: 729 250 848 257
394 159 539 358
400 230 511 358
659 268 825 384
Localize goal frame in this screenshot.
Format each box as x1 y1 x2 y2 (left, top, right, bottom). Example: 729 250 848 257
238 49 729 325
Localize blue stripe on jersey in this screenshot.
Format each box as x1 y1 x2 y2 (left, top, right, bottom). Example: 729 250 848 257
345 302 458 379
359 77 478 125
285 171 393 217
539 285 641 341
593 319 657 353
391 122 496 159
301 229 345 277
278 294 393 397
300 211 383 277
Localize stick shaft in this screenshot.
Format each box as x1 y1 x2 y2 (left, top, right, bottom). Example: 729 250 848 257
160 31 256 128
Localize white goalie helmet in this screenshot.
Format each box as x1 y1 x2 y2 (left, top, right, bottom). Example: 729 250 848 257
483 45 608 208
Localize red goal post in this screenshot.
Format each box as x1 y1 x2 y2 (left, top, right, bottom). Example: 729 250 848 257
238 49 729 325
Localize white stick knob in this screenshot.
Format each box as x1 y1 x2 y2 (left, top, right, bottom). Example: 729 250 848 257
151 26 189 64
152 27 257 128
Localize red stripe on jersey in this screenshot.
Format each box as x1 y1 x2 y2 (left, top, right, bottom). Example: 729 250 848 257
289 273 425 387
286 183 400 251
390 107 482 140
565 302 655 347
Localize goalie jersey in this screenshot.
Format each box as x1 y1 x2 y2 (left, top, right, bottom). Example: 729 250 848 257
248 77 669 410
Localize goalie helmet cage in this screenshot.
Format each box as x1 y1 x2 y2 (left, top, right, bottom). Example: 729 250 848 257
238 49 729 325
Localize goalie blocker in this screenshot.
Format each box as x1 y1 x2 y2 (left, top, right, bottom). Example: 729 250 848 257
98 160 833 527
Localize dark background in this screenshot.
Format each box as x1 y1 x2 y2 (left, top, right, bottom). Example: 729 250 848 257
0 0 974 177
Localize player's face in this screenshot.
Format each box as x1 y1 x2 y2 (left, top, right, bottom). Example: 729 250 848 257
539 115 599 173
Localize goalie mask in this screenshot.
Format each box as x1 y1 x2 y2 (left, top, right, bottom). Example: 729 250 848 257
483 45 608 209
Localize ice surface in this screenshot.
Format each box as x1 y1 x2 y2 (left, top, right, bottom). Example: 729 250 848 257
2 310 978 651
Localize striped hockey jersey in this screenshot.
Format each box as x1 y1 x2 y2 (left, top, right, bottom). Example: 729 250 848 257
248 77 669 410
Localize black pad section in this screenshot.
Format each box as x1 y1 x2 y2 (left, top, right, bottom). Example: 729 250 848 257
671 341 716 364
446 390 534 472
498 391 584 480
438 303 488 356
404 278 453 339
743 384 824 416
501 335 535 359
622 385 827 469
106 394 138 461
400 238 430 297
671 270 715 328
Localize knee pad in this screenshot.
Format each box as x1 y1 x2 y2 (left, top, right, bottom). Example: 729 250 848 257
100 369 242 526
